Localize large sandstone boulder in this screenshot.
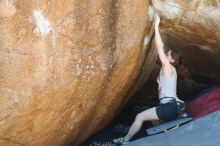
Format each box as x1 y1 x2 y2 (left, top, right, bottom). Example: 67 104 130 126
1 0 220 146
0 0 156 145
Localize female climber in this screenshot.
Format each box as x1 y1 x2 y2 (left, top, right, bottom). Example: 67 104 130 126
113 14 186 145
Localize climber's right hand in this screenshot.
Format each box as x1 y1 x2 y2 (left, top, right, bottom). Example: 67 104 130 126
154 14 160 29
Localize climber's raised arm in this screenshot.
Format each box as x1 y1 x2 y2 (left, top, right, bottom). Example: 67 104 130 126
154 15 172 76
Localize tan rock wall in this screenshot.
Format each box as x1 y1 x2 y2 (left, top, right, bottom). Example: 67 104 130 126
0 0 155 145
2 0 219 145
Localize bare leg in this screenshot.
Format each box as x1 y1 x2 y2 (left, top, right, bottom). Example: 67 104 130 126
124 107 159 141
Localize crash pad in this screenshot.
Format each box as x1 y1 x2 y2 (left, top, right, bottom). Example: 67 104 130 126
146 117 192 135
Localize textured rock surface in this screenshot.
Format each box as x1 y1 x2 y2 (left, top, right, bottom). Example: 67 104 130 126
0 0 156 146
1 0 220 146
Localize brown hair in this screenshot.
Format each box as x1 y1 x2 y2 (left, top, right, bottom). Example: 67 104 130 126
170 49 190 79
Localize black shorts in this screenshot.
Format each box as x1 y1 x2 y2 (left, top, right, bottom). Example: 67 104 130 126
156 100 178 121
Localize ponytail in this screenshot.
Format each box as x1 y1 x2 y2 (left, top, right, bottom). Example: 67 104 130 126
170 50 190 79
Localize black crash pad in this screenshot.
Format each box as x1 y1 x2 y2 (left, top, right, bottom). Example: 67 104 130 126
146 117 192 135
124 110 220 146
